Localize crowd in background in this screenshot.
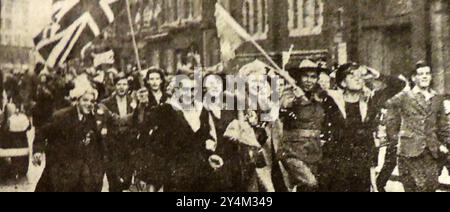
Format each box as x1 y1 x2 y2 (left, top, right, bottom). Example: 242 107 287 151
0 53 449 193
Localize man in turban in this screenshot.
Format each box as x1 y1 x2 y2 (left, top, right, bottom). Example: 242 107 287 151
33 79 106 192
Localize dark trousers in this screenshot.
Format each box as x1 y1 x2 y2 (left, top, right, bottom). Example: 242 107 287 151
106 133 134 192
11 156 29 178
1 132 29 179
319 159 371 192
398 150 442 192
377 146 398 192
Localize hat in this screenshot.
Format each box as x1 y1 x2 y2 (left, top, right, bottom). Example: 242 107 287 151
335 62 360 87
288 59 328 81
238 59 270 78
70 75 98 100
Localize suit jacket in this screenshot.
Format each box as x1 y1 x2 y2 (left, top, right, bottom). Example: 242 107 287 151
34 106 105 192
386 90 448 158
99 95 135 133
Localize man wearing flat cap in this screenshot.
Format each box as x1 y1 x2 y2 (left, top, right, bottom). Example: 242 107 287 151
279 59 328 192
33 79 106 192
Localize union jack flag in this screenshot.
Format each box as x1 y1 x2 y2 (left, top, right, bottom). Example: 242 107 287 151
34 0 124 69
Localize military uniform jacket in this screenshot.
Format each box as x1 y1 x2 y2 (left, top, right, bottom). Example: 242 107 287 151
280 97 325 164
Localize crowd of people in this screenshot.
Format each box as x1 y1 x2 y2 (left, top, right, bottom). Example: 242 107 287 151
0 54 449 193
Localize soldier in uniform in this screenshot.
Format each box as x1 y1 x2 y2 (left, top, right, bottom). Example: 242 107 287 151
33 79 105 192
279 60 328 192
386 64 450 192
99 73 137 192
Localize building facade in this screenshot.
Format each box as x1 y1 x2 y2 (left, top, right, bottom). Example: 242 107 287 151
0 0 52 71
357 0 450 93
118 0 450 92
222 0 358 71
126 0 350 74
106 0 218 75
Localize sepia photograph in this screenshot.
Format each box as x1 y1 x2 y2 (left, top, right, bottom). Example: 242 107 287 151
0 0 450 194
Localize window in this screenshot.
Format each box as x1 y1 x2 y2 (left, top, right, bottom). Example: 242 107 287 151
165 49 175 74
162 0 202 25
3 19 12 30
242 0 268 40
151 49 160 68
142 0 163 28
288 0 324 37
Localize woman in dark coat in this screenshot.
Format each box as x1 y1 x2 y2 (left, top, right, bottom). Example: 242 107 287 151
133 68 169 191
319 64 406 192
145 78 213 192
33 83 106 192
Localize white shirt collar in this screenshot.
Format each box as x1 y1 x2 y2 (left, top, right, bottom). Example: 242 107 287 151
203 102 222 119
116 95 128 118
77 107 84 121
170 98 203 132
153 91 163 104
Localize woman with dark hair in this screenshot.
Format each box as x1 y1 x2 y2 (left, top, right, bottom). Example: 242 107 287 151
133 68 168 191
319 63 406 192
144 68 168 107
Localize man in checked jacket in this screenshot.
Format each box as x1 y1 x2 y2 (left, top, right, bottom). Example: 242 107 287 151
385 63 450 192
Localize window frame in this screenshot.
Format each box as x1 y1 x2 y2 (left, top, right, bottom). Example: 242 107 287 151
242 0 269 40
288 0 324 37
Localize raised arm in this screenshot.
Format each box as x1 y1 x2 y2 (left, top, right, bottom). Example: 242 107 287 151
385 93 403 147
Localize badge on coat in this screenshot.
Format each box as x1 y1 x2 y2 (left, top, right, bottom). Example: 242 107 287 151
444 100 450 115
82 131 94 146
130 101 137 110
101 128 108 136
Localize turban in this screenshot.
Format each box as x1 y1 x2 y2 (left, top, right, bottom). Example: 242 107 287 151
70 74 98 100
238 59 270 78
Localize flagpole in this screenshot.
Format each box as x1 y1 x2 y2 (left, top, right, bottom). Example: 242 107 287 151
283 44 295 71
125 0 144 87
215 3 300 92
248 39 297 85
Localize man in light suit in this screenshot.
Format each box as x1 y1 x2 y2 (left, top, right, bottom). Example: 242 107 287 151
386 63 450 192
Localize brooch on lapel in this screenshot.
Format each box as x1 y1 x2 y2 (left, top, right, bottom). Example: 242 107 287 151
101 128 108 136
82 130 95 146
97 108 104 115
130 101 137 110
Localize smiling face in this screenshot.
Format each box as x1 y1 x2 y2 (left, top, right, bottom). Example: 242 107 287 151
318 72 331 90
342 70 365 92
300 70 319 92
204 75 223 98
78 93 95 115
413 66 432 89
248 73 271 98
